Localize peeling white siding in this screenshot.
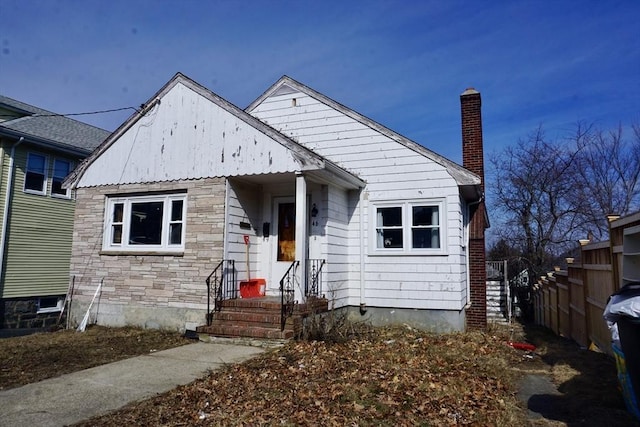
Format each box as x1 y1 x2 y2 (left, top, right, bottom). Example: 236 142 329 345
226 180 262 283
250 91 467 311
78 83 305 188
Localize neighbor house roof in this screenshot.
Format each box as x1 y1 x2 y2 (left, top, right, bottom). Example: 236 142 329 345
247 76 482 190
0 95 110 156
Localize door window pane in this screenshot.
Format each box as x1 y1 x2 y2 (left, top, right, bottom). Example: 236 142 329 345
277 202 296 261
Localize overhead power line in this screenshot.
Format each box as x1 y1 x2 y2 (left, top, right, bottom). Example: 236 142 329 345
0 106 140 120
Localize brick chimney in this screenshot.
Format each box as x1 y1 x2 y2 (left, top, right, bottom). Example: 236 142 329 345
461 88 487 329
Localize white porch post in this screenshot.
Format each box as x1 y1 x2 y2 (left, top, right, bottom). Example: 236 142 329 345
295 173 308 303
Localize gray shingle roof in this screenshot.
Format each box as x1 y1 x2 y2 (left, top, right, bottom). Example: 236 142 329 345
0 95 110 155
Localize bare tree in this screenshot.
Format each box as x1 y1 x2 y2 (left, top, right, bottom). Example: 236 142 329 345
567 122 640 239
489 122 640 276
492 126 580 271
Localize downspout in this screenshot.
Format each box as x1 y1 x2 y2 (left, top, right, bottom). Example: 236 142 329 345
464 195 483 309
0 137 25 280
359 188 367 314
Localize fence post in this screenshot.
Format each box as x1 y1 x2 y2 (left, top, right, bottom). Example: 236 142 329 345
579 237 592 348
607 214 621 292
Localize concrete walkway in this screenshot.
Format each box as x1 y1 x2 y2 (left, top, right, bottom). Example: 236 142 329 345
0 341 264 427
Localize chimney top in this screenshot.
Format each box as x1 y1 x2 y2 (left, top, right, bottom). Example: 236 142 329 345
461 87 480 96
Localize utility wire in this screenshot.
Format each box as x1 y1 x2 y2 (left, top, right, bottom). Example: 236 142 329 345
0 106 140 119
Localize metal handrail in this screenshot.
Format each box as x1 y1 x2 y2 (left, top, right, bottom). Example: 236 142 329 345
280 260 299 331
206 259 236 325
306 259 326 297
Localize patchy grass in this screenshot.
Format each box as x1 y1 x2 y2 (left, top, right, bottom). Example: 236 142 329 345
2 322 637 426
75 325 528 426
0 325 189 390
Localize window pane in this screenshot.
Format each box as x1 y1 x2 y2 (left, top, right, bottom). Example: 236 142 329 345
377 207 402 227
171 200 183 221
169 223 182 245
277 202 295 261
113 203 124 222
53 159 71 178
27 154 46 173
413 206 438 226
24 172 45 192
112 225 122 244
129 202 163 245
412 228 440 249
378 228 403 248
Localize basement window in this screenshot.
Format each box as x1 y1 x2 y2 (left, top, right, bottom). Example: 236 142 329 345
103 193 187 253
37 296 64 313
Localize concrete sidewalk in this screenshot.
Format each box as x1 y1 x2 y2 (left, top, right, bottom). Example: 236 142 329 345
0 341 264 427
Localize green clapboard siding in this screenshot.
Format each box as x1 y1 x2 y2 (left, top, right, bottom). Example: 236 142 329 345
1 146 78 298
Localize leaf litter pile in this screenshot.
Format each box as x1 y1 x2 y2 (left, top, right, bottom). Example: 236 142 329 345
77 326 527 426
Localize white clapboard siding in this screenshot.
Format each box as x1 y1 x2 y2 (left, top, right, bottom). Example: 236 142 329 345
78 83 312 188
226 181 262 282
250 89 467 311
324 184 351 306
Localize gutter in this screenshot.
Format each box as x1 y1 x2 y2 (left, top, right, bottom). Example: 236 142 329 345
359 188 367 314
0 137 25 282
464 195 484 310
0 128 91 158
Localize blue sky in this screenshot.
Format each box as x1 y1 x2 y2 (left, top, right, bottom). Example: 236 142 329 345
1 0 638 166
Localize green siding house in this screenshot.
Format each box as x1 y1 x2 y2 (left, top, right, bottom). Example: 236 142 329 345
0 95 108 330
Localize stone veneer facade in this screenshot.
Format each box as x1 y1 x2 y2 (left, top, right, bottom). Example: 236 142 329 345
69 177 226 332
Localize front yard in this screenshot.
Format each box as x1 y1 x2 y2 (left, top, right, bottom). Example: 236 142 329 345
1 323 637 426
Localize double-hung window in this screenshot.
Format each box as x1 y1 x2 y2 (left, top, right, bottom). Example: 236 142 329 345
52 159 72 198
373 200 444 254
104 193 187 253
24 153 47 194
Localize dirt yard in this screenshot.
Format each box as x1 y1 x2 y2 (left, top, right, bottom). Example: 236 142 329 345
1 323 638 426
0 325 190 390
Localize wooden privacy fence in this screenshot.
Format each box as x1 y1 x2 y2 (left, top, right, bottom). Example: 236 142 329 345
531 211 640 355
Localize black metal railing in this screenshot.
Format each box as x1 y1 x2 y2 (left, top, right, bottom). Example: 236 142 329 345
206 259 236 325
305 259 325 297
280 260 299 331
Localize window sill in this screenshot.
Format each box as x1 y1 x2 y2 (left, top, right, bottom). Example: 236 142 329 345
23 189 46 197
51 193 72 200
37 307 62 314
368 250 447 256
100 250 185 257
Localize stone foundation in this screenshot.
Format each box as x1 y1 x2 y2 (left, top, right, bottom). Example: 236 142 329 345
1 297 65 329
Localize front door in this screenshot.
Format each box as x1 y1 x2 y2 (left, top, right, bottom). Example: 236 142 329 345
271 197 296 292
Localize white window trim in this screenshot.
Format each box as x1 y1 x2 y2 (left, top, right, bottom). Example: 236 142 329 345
370 199 446 255
103 193 187 253
24 152 48 196
51 158 73 199
36 296 64 314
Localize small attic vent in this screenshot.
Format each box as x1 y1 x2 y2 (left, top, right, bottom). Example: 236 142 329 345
292 98 297 107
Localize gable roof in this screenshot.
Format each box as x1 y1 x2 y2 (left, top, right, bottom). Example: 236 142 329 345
247 76 481 189
65 73 365 189
0 95 110 155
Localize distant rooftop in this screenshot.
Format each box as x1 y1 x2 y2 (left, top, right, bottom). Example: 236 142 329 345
0 95 110 155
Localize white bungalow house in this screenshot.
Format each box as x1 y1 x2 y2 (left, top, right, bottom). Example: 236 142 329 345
65 73 487 336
